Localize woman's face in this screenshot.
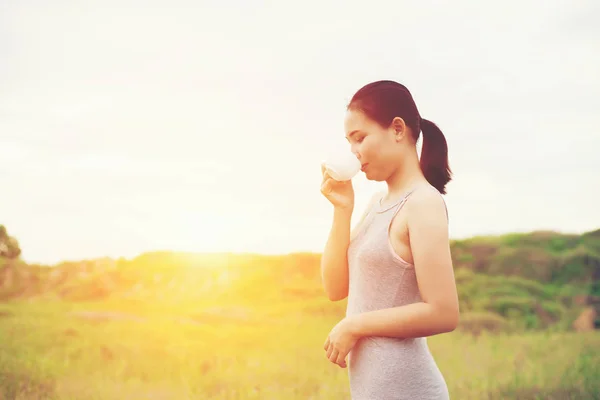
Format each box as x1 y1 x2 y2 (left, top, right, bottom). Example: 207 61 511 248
344 109 407 182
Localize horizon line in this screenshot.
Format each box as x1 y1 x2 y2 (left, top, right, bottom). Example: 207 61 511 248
13 226 599 266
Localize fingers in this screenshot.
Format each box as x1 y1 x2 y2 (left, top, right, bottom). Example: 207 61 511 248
328 348 339 364
326 342 334 359
321 164 332 190
320 164 343 199
320 179 332 196
324 339 348 368
336 350 348 368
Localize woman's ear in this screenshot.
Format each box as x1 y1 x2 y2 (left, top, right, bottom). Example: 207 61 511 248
391 117 407 142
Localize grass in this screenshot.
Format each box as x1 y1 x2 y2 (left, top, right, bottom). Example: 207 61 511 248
0 300 599 399
2 228 599 398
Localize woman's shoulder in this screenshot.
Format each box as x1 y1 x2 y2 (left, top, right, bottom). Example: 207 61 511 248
406 184 448 220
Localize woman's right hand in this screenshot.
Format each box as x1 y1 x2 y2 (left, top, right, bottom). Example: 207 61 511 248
320 163 355 212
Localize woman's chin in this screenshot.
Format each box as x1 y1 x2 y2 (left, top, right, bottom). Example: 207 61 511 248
368 173 389 183
364 170 378 181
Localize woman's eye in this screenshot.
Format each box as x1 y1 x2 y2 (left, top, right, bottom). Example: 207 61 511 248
357 136 365 143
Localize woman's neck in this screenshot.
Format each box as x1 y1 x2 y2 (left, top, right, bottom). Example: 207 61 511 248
384 149 427 200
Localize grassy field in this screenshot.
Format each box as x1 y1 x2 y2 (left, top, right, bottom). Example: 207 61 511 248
1 228 599 398
0 300 599 400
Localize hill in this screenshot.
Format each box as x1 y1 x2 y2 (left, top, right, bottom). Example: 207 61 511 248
0 229 599 333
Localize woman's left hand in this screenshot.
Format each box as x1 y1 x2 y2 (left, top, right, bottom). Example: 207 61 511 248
323 316 360 368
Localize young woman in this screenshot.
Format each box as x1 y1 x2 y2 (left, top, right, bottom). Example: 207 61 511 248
320 80 459 399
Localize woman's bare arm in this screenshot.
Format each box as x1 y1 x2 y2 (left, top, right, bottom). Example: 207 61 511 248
321 191 384 301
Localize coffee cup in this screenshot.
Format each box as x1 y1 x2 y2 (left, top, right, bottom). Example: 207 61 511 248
322 152 361 181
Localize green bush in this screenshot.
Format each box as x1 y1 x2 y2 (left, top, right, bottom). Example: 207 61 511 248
488 246 558 281
487 296 537 317
553 246 598 284
457 311 510 335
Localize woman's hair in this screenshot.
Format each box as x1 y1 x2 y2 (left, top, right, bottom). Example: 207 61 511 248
347 80 452 194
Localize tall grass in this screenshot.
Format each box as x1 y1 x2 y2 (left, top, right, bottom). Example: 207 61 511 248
0 300 598 399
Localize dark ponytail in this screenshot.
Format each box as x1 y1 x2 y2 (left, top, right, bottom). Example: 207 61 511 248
347 80 452 194
419 118 452 194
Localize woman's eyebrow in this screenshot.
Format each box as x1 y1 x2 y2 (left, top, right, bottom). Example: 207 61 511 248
345 130 361 141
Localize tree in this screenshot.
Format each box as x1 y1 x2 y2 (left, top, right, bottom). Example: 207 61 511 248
0 225 21 259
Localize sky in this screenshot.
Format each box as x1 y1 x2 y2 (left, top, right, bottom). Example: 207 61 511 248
1 0 599 264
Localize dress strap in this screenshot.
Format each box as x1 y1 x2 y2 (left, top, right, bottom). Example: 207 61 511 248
375 189 416 214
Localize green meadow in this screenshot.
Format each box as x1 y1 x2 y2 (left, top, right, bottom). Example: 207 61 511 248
1 227 599 399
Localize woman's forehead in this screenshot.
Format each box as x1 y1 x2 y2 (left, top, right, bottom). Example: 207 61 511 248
344 109 370 131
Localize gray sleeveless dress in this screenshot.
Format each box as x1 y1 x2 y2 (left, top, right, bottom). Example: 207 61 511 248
346 189 450 400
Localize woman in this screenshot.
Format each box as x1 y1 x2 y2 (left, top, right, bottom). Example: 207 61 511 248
320 80 459 399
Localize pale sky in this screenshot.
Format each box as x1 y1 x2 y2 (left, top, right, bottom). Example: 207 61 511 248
1 0 599 264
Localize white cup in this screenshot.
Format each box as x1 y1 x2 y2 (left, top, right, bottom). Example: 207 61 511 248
322 152 361 181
